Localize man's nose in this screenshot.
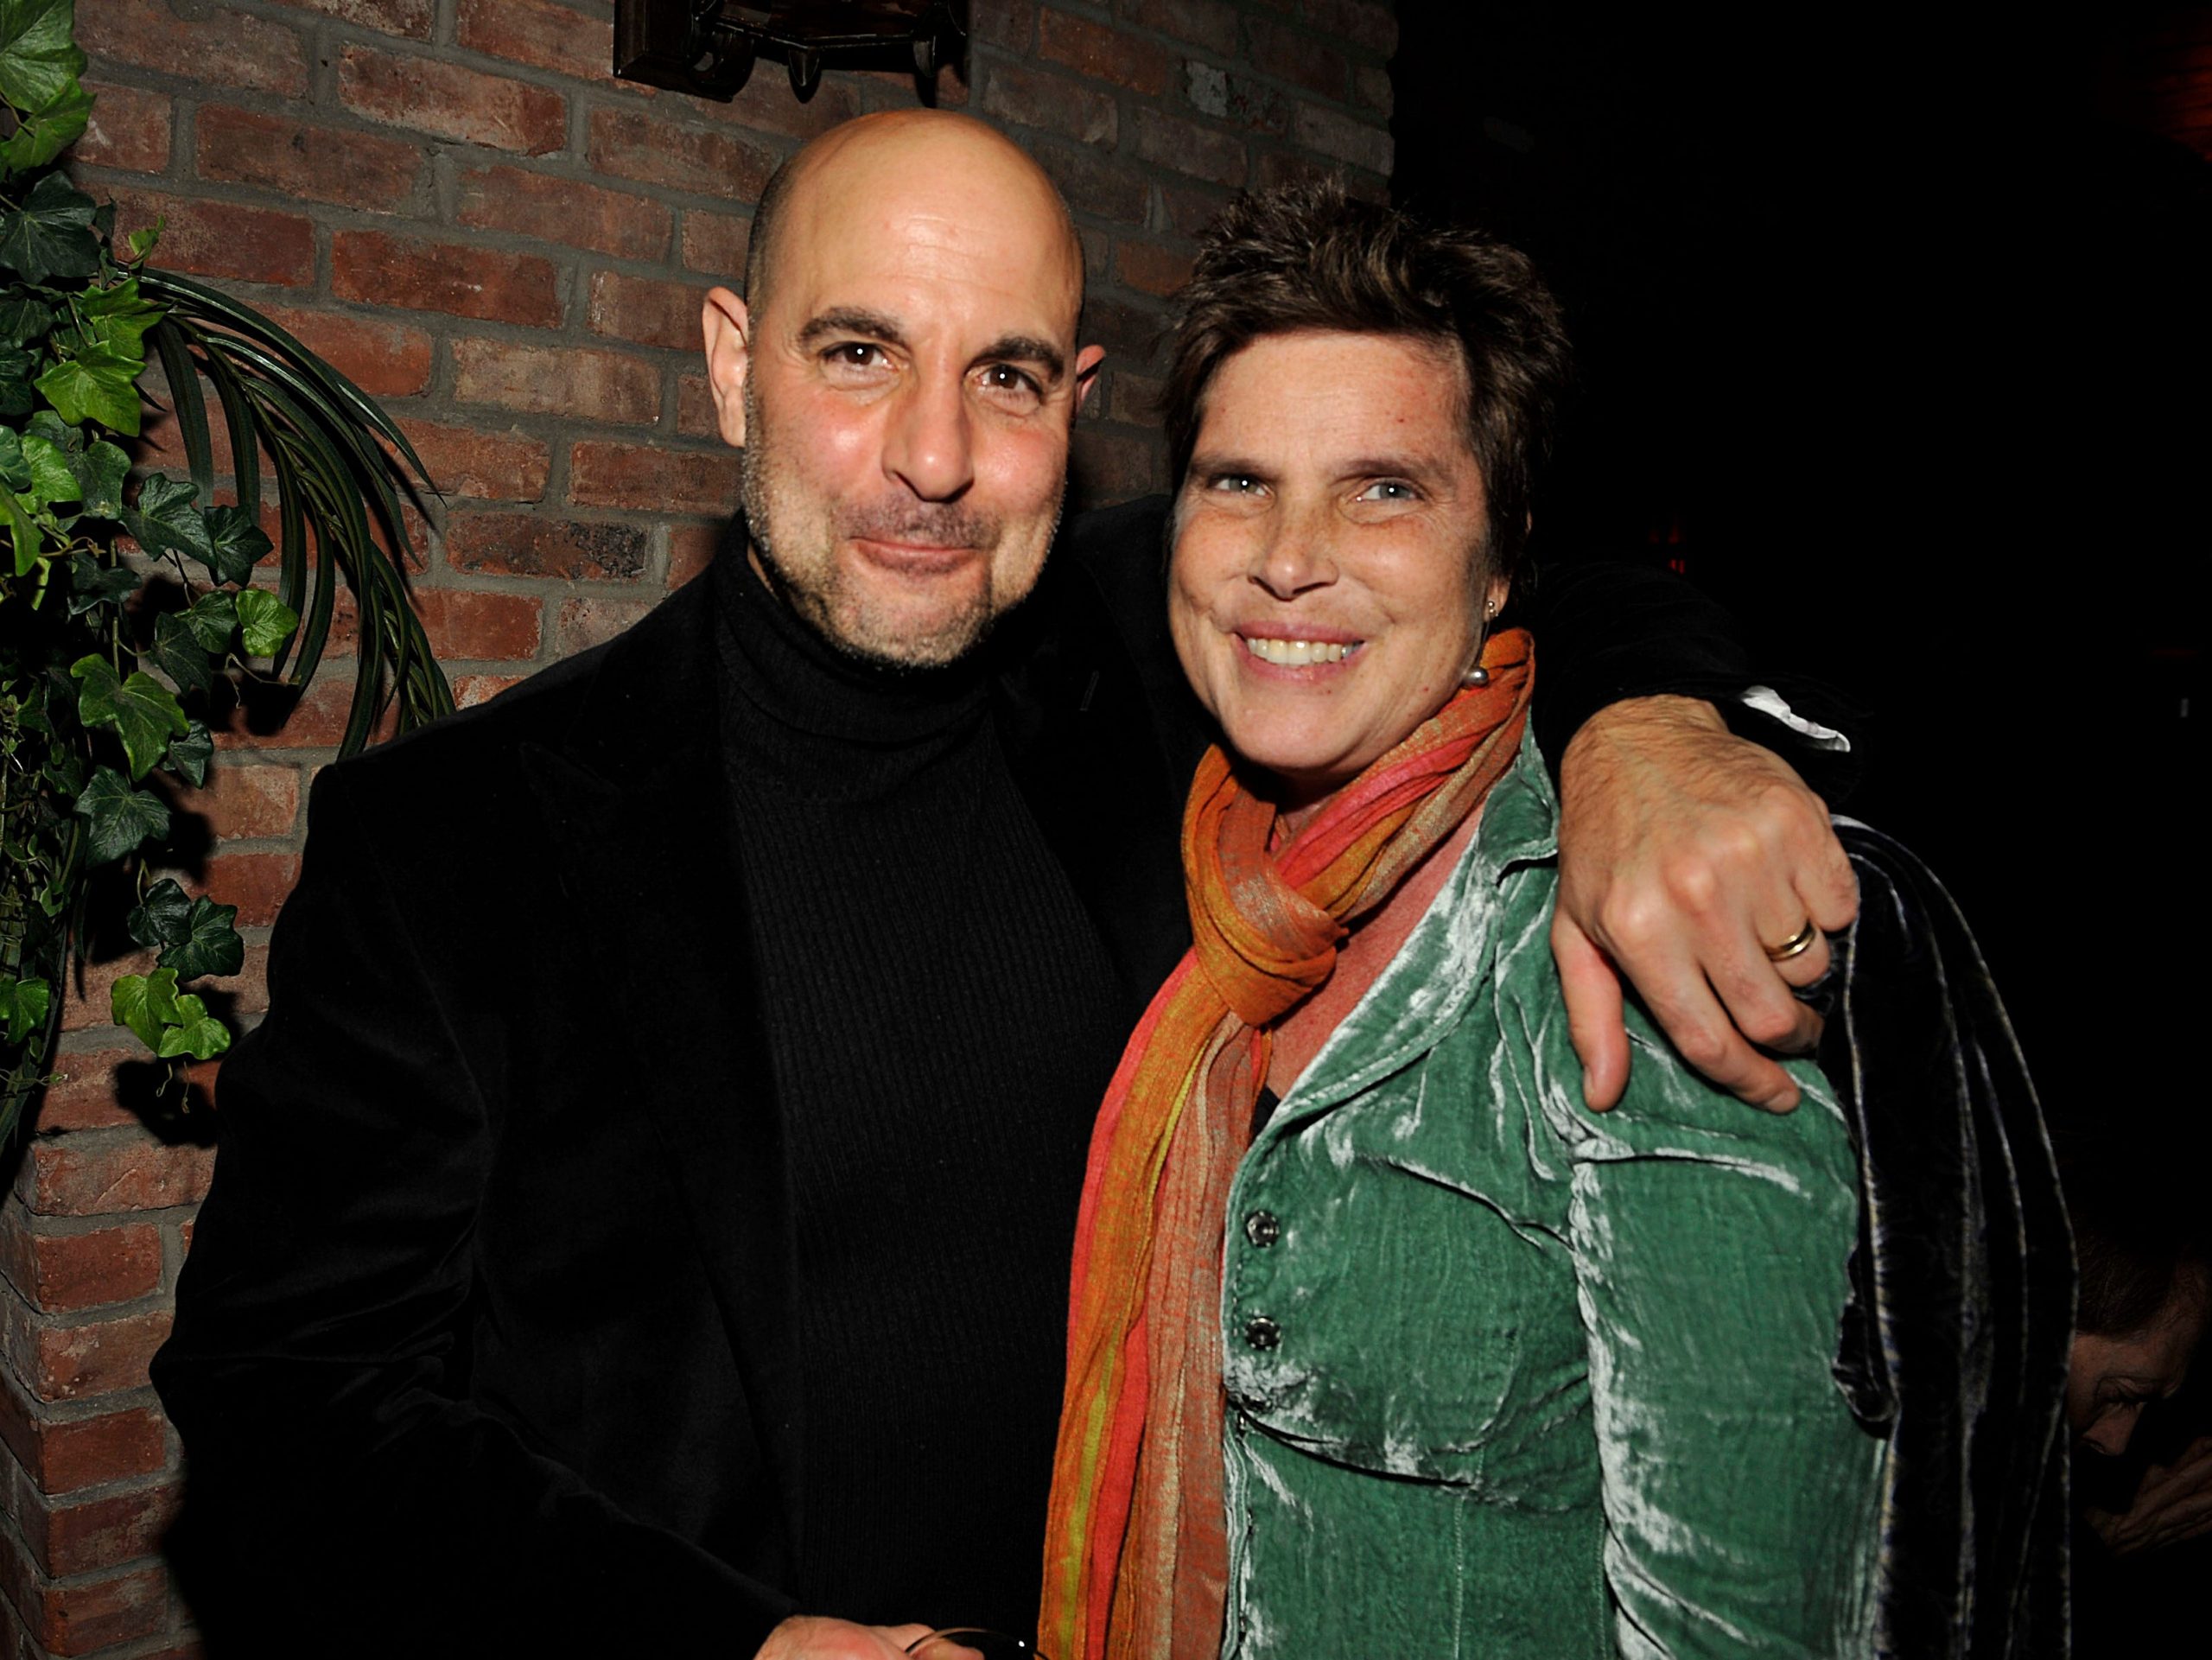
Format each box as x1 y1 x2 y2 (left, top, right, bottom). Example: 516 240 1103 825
1249 501 1338 599
883 372 975 503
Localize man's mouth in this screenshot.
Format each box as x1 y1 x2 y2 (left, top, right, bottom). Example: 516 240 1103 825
1242 635 1361 666
851 537 982 576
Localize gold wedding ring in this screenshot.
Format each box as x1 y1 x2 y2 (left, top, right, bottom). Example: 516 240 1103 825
1764 918 1820 963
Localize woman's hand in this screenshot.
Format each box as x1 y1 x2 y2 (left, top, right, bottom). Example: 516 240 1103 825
1554 695 1858 1111
753 1616 935 1658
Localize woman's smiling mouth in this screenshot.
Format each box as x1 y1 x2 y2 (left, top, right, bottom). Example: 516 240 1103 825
1241 635 1363 666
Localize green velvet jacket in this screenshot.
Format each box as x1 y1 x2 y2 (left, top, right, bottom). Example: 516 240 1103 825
1219 733 1888 1657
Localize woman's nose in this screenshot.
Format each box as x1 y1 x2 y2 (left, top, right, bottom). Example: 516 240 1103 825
1249 504 1338 599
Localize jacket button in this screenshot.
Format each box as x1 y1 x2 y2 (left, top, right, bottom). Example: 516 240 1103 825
1243 1209 1281 1248
1243 1314 1282 1351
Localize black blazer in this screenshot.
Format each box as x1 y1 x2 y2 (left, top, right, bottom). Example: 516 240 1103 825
153 501 1833 1655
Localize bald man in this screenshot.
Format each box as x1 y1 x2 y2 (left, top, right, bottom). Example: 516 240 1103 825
154 113 1857 1659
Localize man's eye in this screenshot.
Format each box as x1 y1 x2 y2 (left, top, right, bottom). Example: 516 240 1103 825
823 342 888 370
1207 474 1263 494
977 363 1043 404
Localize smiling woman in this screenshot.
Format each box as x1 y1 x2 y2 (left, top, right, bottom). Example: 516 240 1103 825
1041 181 1894 1660
1168 330 1502 809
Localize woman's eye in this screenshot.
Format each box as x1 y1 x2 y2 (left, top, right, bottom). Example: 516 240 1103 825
1357 479 1420 503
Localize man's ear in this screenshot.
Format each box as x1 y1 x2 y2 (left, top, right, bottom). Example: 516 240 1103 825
702 287 752 449
1073 344 1106 414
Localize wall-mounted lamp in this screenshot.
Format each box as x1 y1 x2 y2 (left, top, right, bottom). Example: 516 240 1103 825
614 1 967 103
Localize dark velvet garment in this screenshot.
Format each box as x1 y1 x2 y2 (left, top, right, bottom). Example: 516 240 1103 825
1822 822 2075 1658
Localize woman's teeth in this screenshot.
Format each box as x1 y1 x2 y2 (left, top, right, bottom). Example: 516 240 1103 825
1243 637 1356 666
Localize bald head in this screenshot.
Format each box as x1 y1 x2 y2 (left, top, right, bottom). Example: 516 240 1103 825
745 111 1082 327
698 108 1106 669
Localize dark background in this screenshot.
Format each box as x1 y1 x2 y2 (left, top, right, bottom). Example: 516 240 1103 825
1391 10 2211 1642
1394 3 2209 1143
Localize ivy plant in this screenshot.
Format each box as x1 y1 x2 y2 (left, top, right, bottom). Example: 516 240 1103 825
1 0 452 1140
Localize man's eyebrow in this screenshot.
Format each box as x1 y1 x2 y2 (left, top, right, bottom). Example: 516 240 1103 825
796 307 909 349
974 334 1067 385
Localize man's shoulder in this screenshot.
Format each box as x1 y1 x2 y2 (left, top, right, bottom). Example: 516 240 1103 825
1062 493 1170 594
1046 492 1175 675
318 574 716 805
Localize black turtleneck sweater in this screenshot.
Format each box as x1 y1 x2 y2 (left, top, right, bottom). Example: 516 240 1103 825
712 552 1132 1633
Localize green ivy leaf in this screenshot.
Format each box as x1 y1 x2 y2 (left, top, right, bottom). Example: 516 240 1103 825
35 335 141 432
0 0 86 116
0 973 50 1046
0 483 35 576
73 764 170 862
0 170 99 286
0 425 27 491
111 965 181 1053
0 75 89 172
79 276 162 357
233 588 298 658
119 474 212 569
180 588 236 651
22 412 129 516
124 221 160 263
12 677 49 734
157 894 243 982
125 876 193 950
0 342 32 417
71 654 189 779
150 609 214 696
202 504 270 586
39 746 83 797
164 718 212 786
65 550 138 616
67 439 128 518
0 294 54 340
19 431 76 506
156 990 230 1061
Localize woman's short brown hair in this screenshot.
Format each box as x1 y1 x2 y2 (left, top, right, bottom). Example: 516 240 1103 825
1163 179 1570 581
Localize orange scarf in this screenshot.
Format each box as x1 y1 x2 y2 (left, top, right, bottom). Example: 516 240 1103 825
1040 629 1535 1660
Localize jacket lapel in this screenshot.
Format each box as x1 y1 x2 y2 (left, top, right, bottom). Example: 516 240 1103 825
516 577 809 1564
994 547 1198 1028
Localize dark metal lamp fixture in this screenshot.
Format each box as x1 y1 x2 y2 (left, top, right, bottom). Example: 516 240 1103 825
614 1 966 103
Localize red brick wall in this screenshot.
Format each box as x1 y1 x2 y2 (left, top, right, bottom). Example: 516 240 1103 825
1 1 1395 1651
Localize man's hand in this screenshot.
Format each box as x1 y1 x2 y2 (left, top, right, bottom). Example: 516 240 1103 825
2087 1436 2212 1557
754 1616 933 1659
1554 696 1858 1112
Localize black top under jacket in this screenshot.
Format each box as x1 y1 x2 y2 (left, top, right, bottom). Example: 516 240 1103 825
153 499 1874 1656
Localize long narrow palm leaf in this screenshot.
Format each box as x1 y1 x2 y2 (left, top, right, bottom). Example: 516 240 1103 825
138 271 435 486
137 270 453 755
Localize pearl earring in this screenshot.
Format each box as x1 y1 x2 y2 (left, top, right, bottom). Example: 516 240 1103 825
1463 597 1500 686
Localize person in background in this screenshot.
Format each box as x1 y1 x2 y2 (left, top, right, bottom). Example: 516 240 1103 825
2064 1156 2212 1656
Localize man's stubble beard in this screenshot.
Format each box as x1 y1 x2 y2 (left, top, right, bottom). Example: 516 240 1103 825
739 376 1068 671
